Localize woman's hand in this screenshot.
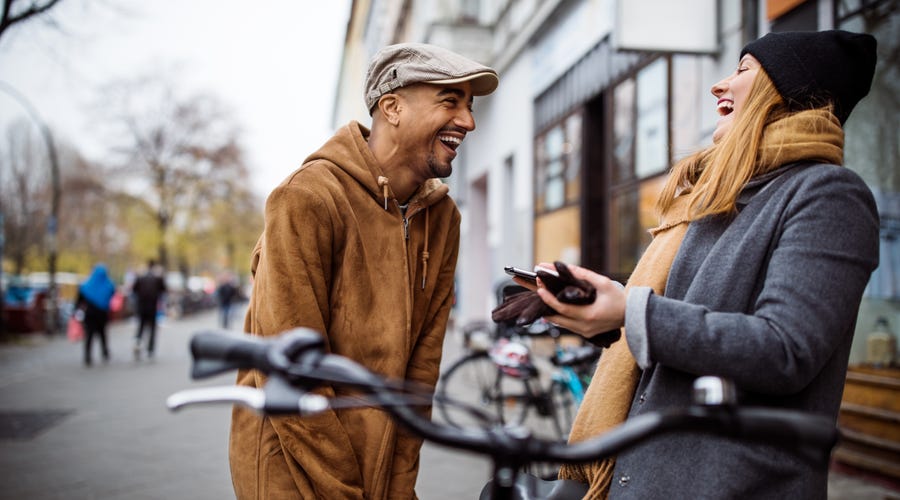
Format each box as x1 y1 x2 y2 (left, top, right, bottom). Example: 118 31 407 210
510 276 538 291
534 262 626 337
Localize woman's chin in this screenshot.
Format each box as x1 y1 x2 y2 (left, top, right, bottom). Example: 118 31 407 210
713 116 733 143
712 125 728 143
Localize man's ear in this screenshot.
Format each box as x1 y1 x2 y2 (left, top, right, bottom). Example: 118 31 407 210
377 94 402 126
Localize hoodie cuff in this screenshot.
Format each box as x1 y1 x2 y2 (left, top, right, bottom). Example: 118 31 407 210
625 286 653 370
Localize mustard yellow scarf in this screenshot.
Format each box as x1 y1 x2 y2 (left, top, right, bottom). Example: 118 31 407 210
557 110 843 499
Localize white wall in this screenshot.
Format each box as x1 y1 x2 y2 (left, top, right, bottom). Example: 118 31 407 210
454 0 615 325
455 54 535 324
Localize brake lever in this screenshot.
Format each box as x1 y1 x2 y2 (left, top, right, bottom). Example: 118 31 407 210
167 375 329 415
167 386 265 412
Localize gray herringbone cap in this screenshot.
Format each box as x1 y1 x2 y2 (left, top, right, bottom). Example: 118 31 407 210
364 42 499 114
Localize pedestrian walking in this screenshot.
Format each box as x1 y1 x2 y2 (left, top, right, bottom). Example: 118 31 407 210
215 272 238 330
131 260 167 360
76 264 116 366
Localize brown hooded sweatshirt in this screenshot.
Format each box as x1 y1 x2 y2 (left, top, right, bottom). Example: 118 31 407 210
229 121 460 499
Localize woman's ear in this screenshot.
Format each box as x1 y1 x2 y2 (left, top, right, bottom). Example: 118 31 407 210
377 94 402 126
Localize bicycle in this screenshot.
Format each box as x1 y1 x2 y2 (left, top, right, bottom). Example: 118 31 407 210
438 281 599 441
167 328 839 500
436 319 599 441
438 319 600 482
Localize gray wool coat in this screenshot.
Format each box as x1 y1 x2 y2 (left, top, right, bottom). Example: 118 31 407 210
611 163 880 500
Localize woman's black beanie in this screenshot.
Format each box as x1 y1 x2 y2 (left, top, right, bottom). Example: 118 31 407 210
741 29 877 124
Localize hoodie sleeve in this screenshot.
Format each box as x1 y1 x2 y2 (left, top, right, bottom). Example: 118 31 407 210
388 208 461 498
245 181 366 497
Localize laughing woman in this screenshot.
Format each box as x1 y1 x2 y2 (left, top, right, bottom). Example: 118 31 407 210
524 30 880 499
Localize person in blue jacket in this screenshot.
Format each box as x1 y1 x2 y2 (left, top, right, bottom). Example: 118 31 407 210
76 264 117 366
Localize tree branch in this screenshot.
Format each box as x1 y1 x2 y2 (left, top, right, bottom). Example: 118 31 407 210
0 0 65 41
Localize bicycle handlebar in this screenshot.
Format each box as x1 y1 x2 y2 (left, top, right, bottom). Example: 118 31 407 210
188 328 325 378
168 328 839 469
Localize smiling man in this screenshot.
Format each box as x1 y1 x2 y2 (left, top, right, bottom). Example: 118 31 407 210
229 43 498 500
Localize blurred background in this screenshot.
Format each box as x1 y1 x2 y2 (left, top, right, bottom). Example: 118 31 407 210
0 0 898 491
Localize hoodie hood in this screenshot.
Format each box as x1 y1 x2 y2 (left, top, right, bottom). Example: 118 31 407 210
302 121 450 212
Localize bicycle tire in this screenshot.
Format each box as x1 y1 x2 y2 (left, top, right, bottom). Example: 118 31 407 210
435 351 531 428
548 379 577 440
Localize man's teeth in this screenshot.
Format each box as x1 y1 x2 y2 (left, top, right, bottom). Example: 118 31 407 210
439 135 461 145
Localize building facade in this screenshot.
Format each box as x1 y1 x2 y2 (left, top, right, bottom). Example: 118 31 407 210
333 0 899 475
335 0 896 347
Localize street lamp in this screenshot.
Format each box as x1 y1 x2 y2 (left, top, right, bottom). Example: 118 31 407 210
0 80 62 335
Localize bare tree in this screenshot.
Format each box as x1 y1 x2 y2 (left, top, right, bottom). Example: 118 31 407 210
55 143 140 273
0 0 65 42
177 136 263 279
98 74 258 272
1 118 50 275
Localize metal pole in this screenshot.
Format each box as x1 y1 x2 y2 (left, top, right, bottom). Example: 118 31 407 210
0 80 61 335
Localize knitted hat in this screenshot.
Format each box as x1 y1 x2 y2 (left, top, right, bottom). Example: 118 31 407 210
741 30 877 124
364 43 499 113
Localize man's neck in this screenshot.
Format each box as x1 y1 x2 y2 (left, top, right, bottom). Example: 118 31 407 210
368 134 420 203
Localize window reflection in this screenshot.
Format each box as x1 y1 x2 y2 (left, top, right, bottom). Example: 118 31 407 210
608 57 671 279
612 79 635 184
635 58 669 178
535 110 583 214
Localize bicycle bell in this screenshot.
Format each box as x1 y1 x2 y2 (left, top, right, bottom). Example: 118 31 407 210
692 376 737 406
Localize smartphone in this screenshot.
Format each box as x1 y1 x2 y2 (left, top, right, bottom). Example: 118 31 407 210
504 266 538 283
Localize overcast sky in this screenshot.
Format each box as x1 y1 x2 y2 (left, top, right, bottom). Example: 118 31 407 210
0 0 352 197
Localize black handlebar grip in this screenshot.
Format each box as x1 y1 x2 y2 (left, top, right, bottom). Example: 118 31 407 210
189 330 272 379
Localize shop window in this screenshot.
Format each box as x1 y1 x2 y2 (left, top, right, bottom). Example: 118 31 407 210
535 111 583 214
635 58 669 178
607 57 671 280
838 0 899 302
534 111 584 266
610 176 667 277
611 79 635 184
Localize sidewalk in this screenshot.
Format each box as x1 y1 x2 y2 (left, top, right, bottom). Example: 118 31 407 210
0 310 236 500
0 311 897 499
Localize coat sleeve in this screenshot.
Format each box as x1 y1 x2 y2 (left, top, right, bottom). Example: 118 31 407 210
629 167 879 393
245 183 366 497
388 210 461 499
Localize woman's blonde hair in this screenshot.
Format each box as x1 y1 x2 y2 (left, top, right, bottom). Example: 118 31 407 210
656 68 792 219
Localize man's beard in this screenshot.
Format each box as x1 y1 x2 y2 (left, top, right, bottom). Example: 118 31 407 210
427 152 453 179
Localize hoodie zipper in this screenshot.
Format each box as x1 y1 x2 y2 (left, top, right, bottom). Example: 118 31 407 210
379 175 430 290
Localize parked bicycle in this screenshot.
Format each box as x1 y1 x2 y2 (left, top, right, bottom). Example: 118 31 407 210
436 318 599 441
167 328 839 500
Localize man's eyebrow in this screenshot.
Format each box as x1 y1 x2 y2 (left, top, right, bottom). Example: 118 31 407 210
437 87 466 99
436 87 474 106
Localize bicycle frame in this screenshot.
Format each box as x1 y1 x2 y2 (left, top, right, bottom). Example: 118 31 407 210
553 365 585 405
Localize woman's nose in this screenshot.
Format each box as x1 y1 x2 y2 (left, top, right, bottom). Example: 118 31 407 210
710 79 727 98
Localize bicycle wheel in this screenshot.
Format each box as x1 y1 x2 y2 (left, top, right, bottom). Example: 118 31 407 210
459 320 495 352
435 351 531 428
548 378 577 440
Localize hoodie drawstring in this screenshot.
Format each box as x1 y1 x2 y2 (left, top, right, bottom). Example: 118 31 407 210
378 175 430 290
421 207 430 290
377 176 390 210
